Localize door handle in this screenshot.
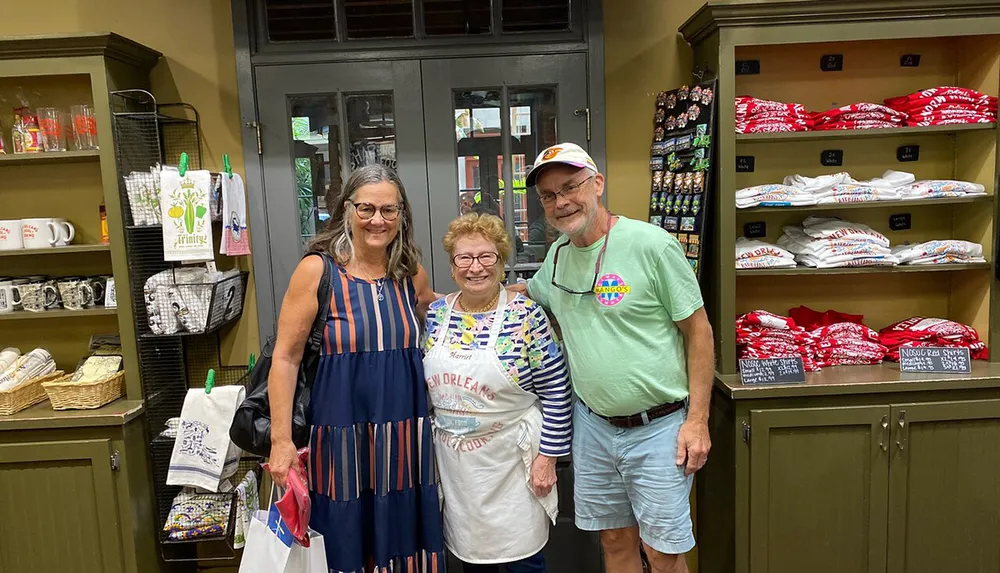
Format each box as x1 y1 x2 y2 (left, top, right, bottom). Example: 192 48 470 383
574 108 591 141
878 414 888 452
895 409 907 451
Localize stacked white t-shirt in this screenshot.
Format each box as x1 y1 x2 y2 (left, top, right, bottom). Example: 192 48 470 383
892 240 985 265
897 180 987 200
735 237 797 269
777 216 899 268
736 183 818 209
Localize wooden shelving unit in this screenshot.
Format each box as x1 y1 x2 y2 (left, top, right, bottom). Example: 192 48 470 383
0 244 111 257
0 149 101 165
735 121 996 142
0 307 118 321
681 4 1000 573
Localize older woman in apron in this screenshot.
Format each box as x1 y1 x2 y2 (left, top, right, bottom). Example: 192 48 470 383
422 213 572 573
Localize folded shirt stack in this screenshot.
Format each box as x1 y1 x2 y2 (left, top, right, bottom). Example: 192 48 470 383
735 237 797 269
879 316 988 361
736 96 812 133
811 102 909 131
788 305 886 366
884 87 998 127
736 310 821 371
777 216 899 268
897 179 987 200
736 170 986 208
892 240 985 265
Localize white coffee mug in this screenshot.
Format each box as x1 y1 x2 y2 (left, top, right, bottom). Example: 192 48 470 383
0 220 23 250
0 281 13 314
21 218 59 249
53 219 75 246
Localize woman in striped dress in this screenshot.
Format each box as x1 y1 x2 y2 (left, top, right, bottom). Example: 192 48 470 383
267 165 445 572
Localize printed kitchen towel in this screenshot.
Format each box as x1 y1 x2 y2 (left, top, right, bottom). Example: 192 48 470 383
161 168 214 262
221 173 251 256
167 385 246 492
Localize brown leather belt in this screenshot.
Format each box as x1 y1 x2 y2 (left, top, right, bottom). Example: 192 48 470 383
582 399 685 429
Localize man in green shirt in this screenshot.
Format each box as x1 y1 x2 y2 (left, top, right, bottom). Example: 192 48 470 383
515 142 714 573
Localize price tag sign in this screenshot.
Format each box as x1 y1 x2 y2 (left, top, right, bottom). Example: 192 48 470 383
889 213 912 231
900 54 921 67
897 145 920 162
743 221 767 239
820 54 844 72
821 149 844 167
899 347 971 374
739 357 807 385
736 156 755 173
736 60 761 75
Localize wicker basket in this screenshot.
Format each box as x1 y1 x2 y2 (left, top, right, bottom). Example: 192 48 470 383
0 371 64 415
43 370 125 411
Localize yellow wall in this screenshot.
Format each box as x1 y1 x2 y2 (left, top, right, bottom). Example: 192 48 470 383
0 0 260 364
604 0 706 220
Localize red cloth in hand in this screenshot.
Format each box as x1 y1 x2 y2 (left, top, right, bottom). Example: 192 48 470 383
264 448 312 547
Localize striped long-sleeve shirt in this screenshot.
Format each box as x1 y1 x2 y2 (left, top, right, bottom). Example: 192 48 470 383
422 294 573 457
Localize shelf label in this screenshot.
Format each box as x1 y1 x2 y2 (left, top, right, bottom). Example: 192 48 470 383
897 145 920 162
820 54 844 72
899 347 971 374
736 155 755 173
736 60 761 75
743 221 767 238
900 54 921 67
889 213 912 231
739 357 807 385
820 149 844 167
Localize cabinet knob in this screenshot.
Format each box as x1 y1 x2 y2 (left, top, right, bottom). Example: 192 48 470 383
895 410 907 451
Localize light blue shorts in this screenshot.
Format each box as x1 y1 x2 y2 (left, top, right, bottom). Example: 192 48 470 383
572 400 695 555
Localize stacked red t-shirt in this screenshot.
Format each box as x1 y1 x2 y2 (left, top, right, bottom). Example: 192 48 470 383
811 103 908 131
879 316 989 361
736 310 820 371
884 87 998 127
788 305 886 366
736 96 813 134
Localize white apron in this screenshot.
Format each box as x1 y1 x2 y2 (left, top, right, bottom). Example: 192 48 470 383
423 290 558 564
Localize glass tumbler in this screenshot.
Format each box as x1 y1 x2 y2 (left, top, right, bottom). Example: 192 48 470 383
71 104 98 150
37 107 67 152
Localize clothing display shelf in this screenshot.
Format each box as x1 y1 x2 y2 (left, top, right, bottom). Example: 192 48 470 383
110 90 251 562
681 0 1000 378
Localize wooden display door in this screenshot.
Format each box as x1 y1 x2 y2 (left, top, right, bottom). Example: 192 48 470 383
749 406 890 573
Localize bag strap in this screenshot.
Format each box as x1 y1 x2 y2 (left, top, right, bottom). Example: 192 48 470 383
301 252 335 387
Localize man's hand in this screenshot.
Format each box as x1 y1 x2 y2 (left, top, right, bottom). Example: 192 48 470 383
676 419 711 476
506 282 528 296
530 454 558 496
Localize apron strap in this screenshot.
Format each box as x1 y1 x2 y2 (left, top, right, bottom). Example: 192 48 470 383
485 288 508 349
434 293 461 347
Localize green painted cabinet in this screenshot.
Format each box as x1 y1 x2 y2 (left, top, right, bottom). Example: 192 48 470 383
886 400 1000 573
0 439 124 573
698 378 1000 573
749 406 889 573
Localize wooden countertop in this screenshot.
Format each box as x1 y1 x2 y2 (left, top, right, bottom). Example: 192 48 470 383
0 399 143 430
715 361 1000 400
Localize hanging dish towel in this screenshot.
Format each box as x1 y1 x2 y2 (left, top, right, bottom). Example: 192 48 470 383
221 173 251 256
234 470 260 549
167 385 246 491
161 167 214 262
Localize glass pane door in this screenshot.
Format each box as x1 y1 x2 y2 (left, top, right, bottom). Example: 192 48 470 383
422 54 590 289
254 61 428 336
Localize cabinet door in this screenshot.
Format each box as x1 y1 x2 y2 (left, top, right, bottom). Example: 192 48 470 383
887 400 1000 573
749 406 890 573
0 439 123 573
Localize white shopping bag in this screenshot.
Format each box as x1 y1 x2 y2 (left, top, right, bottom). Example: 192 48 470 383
239 503 327 573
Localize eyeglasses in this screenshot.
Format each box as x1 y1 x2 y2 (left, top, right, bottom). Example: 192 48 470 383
452 252 499 269
551 213 613 295
351 202 402 221
537 175 595 205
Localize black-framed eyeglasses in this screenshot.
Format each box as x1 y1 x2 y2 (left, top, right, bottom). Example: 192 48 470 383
551 213 613 295
452 252 499 269
351 202 402 221
537 175 595 205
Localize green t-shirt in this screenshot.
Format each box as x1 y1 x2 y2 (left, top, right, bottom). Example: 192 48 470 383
527 216 704 417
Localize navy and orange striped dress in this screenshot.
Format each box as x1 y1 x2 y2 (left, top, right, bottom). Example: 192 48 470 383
307 263 445 573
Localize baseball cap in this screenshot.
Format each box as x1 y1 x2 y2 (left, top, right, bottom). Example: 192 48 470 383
525 142 599 188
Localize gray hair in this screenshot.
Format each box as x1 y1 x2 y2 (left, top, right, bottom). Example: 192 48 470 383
307 164 421 282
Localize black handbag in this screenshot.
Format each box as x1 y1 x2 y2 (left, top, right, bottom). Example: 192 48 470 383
230 252 334 457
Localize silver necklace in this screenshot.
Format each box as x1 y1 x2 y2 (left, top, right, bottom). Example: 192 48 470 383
353 261 387 301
